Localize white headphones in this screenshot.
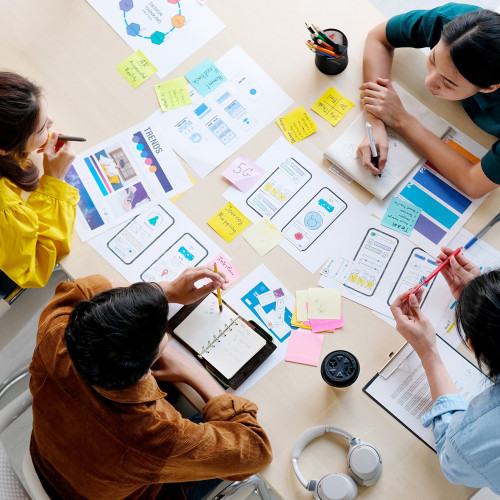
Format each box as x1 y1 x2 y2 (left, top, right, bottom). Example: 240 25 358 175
291 425 382 500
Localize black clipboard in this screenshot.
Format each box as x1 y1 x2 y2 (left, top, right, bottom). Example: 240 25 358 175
168 294 276 390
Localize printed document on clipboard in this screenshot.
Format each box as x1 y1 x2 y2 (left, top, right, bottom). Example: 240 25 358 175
363 336 491 450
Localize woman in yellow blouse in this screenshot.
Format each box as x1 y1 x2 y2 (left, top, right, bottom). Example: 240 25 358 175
0 71 79 297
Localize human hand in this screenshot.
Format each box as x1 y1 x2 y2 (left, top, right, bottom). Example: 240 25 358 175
42 132 76 180
436 247 481 300
151 343 204 383
360 78 408 131
390 288 437 360
356 118 388 173
160 266 227 305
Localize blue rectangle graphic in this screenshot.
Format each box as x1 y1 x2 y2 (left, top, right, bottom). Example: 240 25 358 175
84 157 108 197
413 168 471 214
401 183 459 229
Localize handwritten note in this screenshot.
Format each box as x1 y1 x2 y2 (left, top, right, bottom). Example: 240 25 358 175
154 77 192 112
285 329 324 366
276 106 318 144
204 252 241 287
311 87 354 126
185 58 227 97
243 217 284 256
308 288 341 319
381 197 422 236
222 155 265 193
116 50 157 88
207 202 251 242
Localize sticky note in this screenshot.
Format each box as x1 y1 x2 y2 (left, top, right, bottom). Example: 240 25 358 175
222 155 265 193
309 315 344 334
295 290 309 322
204 253 241 288
243 217 284 256
207 202 251 242
185 58 227 97
381 197 422 236
291 305 311 330
276 106 318 144
311 87 355 126
116 50 157 88
308 288 341 320
154 77 192 112
285 329 324 366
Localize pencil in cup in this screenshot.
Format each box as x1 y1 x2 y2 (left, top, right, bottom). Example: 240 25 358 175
313 28 349 75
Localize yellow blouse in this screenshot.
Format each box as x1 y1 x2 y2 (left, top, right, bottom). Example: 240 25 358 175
0 175 79 288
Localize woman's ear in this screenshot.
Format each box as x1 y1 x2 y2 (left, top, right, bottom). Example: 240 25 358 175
467 338 476 355
479 83 500 94
0 149 10 156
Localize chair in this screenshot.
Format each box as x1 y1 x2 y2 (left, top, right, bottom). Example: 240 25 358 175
208 475 272 500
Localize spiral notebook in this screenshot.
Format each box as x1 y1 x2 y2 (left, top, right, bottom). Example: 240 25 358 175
169 294 276 388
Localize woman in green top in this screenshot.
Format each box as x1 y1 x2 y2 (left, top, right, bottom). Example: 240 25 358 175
358 4 500 198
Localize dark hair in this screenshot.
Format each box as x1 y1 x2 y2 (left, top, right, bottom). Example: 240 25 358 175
455 270 500 381
0 71 43 191
442 9 500 89
64 282 169 390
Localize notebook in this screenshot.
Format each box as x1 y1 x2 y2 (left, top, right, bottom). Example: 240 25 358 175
324 83 451 200
172 294 271 383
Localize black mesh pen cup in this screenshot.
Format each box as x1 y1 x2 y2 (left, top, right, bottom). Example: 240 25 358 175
314 29 348 75
321 350 360 388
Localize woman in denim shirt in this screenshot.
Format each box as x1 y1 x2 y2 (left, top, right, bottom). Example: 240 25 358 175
391 247 500 494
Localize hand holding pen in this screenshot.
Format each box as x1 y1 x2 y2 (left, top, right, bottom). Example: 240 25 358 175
365 122 381 177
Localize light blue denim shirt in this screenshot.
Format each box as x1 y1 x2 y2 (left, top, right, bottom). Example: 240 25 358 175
422 383 500 494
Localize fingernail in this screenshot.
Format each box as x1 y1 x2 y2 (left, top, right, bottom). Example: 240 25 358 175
409 294 417 305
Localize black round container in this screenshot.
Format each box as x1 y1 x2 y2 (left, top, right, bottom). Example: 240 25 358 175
314 28 349 75
321 350 360 388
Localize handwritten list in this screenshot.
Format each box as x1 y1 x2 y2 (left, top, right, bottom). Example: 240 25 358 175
381 197 422 236
154 77 192 112
276 106 318 144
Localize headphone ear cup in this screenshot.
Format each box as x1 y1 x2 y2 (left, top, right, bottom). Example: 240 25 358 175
313 473 358 500
347 442 382 487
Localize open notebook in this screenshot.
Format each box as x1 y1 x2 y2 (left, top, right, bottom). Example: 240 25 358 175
172 294 272 383
324 83 451 200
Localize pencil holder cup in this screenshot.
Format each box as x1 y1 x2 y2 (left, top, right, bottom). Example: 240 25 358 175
321 350 359 388
314 29 349 75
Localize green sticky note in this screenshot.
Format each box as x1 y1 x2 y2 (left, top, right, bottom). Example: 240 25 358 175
381 197 422 236
185 58 227 97
116 50 157 88
154 77 192 112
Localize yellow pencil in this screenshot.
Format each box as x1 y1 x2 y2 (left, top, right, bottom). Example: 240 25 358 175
214 263 223 312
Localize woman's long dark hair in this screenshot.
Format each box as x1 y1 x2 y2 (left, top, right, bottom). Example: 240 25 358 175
442 9 500 89
0 72 43 191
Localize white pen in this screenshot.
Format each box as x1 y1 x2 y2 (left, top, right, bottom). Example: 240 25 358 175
365 122 381 177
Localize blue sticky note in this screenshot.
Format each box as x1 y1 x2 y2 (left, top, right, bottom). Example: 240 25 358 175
381 197 422 236
185 58 227 97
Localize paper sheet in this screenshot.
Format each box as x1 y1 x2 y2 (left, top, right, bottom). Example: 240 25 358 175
222 155 265 193
155 77 192 112
203 252 241 288
86 0 225 78
309 315 343 333
223 137 369 273
381 197 422 236
243 217 284 256
311 87 354 127
285 330 324 366
207 202 251 242
276 106 318 144
185 58 226 97
66 116 192 241
308 288 341 319
295 290 309 322
116 50 157 88
156 45 292 177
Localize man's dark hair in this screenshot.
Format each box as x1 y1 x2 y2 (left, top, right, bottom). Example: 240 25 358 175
442 9 500 88
456 270 500 381
64 282 169 390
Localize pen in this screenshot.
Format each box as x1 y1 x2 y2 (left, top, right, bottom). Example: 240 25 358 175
57 135 87 142
365 122 381 177
464 211 500 249
305 43 335 58
311 25 345 54
307 43 338 57
305 22 315 35
407 247 463 299
214 263 223 312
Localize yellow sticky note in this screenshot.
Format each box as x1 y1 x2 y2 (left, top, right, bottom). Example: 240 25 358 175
295 290 309 322
308 288 341 319
276 106 318 144
207 202 251 242
243 217 284 256
311 87 355 126
291 305 312 330
154 77 192 112
116 50 157 88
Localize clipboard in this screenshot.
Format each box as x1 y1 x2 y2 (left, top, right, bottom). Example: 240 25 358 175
168 294 276 389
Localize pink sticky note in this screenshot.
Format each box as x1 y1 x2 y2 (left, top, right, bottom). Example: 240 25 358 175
203 253 241 288
309 315 344 333
222 155 265 193
285 329 324 366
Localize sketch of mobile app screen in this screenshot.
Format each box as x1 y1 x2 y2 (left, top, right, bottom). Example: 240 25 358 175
387 248 437 306
344 228 399 296
246 157 312 219
107 207 174 264
140 233 208 282
281 188 347 251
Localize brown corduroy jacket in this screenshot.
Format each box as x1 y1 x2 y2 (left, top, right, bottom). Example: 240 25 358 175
29 275 273 499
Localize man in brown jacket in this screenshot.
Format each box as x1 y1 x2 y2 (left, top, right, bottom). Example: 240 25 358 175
29 267 273 500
